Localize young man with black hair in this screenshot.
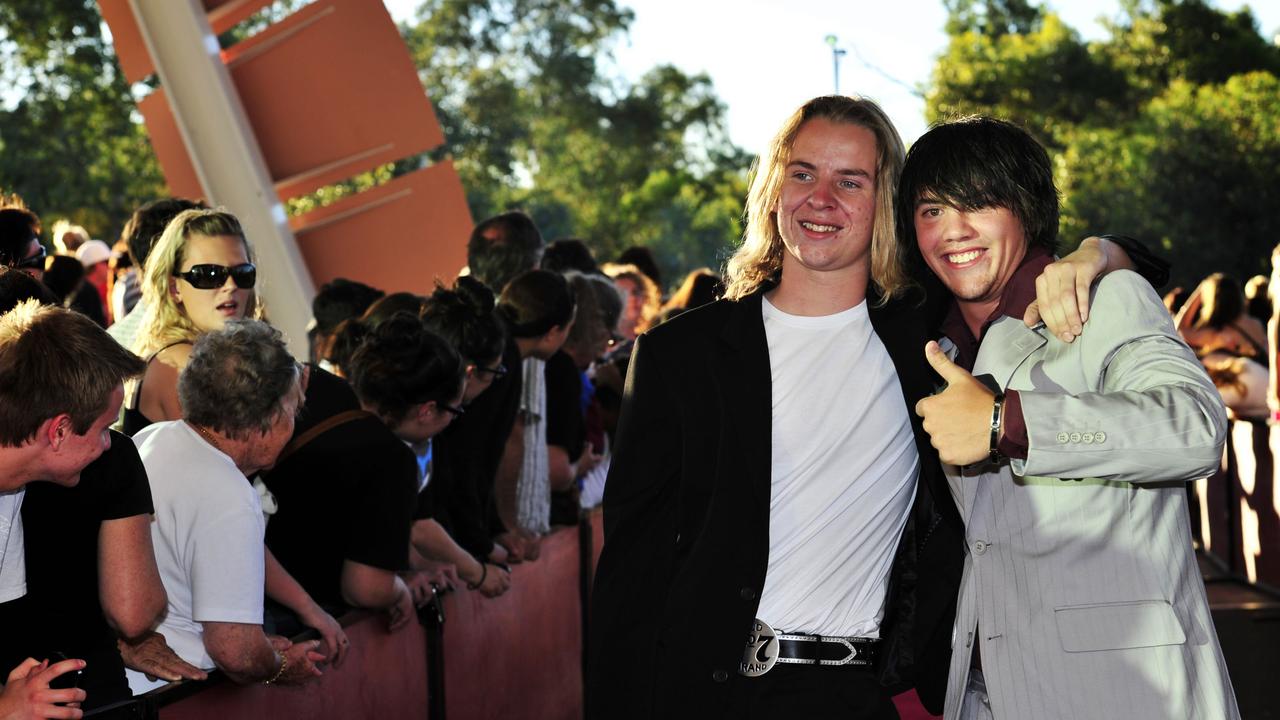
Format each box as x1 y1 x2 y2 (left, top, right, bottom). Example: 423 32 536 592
906 116 1238 720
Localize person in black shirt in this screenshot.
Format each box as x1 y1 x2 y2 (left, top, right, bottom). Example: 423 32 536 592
2 431 200 710
419 278 513 597
262 367 419 626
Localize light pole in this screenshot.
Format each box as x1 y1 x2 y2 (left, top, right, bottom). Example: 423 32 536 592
824 34 847 95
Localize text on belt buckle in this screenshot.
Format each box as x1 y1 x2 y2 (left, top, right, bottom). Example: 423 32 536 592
739 618 779 677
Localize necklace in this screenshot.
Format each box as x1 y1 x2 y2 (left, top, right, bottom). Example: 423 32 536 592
188 422 226 455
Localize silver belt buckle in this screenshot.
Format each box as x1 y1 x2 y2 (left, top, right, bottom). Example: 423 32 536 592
739 618 779 677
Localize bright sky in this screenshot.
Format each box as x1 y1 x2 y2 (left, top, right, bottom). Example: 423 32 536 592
384 0 1280 151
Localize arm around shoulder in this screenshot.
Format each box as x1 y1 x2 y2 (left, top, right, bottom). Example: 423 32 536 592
1016 271 1227 483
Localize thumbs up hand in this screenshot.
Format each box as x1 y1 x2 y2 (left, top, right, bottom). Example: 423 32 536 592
915 341 998 466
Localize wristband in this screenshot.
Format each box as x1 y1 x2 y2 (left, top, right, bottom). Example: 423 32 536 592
264 652 288 685
989 392 1005 463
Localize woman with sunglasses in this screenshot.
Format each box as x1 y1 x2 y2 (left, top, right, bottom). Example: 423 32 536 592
126 208 262 434
122 208 349 669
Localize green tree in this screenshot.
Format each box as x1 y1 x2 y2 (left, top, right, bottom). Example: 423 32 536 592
944 0 1044 37
927 11 1132 148
402 0 749 284
0 0 164 240
927 0 1280 289
1061 72 1280 288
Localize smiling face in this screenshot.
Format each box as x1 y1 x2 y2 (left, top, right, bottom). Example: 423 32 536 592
774 118 880 288
172 234 252 333
914 201 1028 317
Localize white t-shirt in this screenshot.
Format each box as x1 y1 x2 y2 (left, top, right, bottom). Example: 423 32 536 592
755 297 918 637
0 488 26 604
132 421 265 674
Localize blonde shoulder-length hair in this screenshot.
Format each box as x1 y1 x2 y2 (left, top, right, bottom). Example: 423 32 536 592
723 95 910 302
134 208 264 356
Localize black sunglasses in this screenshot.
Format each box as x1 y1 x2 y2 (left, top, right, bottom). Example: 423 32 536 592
475 362 507 379
174 263 257 290
2 242 45 271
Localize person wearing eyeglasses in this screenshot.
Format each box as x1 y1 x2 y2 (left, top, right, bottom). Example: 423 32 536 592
119 207 349 673
0 207 48 283
417 277 515 598
346 312 478 611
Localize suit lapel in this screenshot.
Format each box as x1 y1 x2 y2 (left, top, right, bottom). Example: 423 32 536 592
973 317 1047 391
716 292 774 511
966 317 1047 515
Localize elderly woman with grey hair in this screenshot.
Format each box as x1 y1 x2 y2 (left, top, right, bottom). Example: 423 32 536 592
126 320 326 693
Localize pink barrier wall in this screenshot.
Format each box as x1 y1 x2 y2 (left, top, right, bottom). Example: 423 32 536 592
1200 420 1280 589
141 513 949 719
440 526 583 720
157 609 428 720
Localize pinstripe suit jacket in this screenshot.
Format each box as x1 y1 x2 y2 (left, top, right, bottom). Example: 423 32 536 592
940 270 1239 720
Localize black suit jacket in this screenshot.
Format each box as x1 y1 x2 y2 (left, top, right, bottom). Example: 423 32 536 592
588 284 964 718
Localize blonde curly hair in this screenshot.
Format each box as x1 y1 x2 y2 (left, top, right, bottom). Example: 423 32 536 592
134 208 264 356
723 95 910 302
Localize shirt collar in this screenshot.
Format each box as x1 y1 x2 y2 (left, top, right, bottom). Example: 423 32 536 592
938 245 1053 370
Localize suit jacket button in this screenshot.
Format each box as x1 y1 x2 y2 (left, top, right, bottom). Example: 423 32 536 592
740 587 756 600
1095 431 1107 443
712 669 728 683
1056 432 1069 444
1069 432 1082 443
1082 432 1095 444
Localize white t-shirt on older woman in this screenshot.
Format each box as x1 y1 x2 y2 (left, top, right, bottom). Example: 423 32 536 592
127 421 265 693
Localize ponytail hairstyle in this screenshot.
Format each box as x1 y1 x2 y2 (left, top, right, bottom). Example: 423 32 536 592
421 276 506 365
346 312 464 425
496 269 576 339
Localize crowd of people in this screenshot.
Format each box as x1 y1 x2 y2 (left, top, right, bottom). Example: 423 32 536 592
0 92 1255 720
0 187 725 717
1166 270 1277 421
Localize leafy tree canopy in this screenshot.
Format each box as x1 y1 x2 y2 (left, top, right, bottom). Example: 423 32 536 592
0 0 164 241
928 0 1280 289
402 0 749 285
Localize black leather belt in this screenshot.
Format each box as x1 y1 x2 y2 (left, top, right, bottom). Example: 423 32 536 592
740 618 879 677
775 633 879 666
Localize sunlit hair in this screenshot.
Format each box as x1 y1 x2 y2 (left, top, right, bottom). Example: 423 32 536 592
602 262 661 334
562 271 608 365
662 268 723 314
135 208 262 355
1194 273 1245 331
497 269 577 339
724 95 908 302
179 319 300 441
0 300 145 445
